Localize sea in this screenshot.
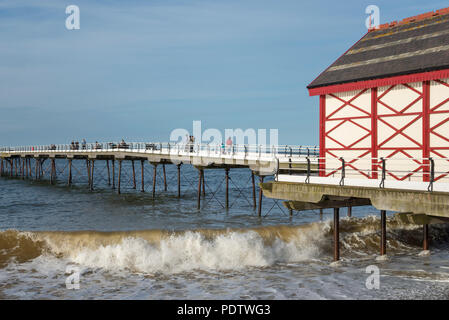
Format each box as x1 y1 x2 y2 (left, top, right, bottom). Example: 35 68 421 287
0 159 449 300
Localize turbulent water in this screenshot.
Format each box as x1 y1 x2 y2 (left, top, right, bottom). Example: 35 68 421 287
1 161 449 299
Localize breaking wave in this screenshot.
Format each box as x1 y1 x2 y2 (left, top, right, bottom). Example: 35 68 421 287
1 216 448 274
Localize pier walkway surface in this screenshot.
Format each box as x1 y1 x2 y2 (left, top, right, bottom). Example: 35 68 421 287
0 142 319 175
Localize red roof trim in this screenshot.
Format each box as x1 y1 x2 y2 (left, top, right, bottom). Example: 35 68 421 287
308 69 449 96
372 6 449 31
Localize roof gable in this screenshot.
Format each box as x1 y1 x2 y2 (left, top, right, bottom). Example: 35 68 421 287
308 8 449 92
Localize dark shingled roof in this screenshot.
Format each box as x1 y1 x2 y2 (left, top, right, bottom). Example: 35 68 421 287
308 8 449 89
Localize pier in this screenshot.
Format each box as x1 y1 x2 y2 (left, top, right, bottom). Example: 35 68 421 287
0 142 318 215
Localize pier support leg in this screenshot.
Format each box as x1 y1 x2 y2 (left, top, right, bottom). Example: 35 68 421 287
141 160 145 192
177 164 181 198
0 158 3 176
152 164 157 199
380 210 387 256
117 160 122 194
197 168 203 210
106 160 111 186
112 160 115 189
289 208 293 217
163 164 167 191
202 170 205 197
39 159 44 179
225 168 230 209
86 159 91 189
68 159 72 186
50 158 55 185
35 159 38 180
251 171 256 209
21 158 25 180
320 209 323 221
258 176 264 217
90 160 95 191
132 160 136 189
423 224 430 251
334 208 340 261
347 206 352 217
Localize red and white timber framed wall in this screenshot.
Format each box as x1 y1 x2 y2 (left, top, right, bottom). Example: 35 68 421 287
309 69 449 182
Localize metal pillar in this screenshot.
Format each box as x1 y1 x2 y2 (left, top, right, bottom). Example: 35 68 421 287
347 206 352 217
202 170 205 197
40 159 44 178
225 168 230 209
117 160 122 194
107 160 111 186
423 224 430 251
112 160 115 189
258 176 264 217
86 159 91 188
21 158 25 180
197 168 203 210
334 208 340 261
68 159 72 186
380 210 386 256
35 159 38 180
0 158 3 176
141 160 145 192
50 158 55 185
251 171 256 209
152 164 157 199
320 209 323 221
177 164 181 198
132 160 136 189
90 159 95 191
28 159 31 178
163 164 167 191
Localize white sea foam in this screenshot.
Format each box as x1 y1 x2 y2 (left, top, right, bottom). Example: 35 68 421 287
55 228 328 274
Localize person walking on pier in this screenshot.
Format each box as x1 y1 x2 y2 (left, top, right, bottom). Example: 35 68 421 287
189 135 195 153
82 139 87 150
226 137 233 154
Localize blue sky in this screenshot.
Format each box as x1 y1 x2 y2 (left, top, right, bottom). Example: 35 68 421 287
0 0 447 146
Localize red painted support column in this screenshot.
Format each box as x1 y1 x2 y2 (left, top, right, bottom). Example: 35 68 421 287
423 81 430 182
319 95 326 177
371 88 378 179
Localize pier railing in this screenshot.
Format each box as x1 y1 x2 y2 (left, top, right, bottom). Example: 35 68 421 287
278 155 449 192
0 142 319 160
